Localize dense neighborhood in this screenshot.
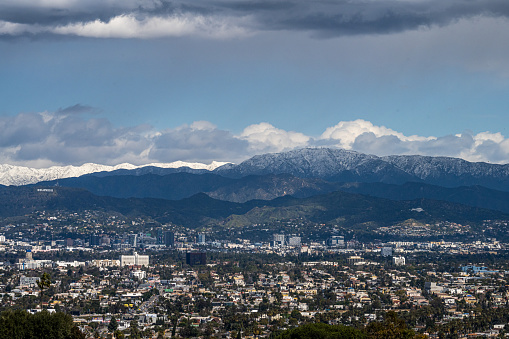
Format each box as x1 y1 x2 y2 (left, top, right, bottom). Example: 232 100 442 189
1 211 509 338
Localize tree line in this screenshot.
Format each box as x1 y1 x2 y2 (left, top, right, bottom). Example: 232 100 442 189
0 309 85 339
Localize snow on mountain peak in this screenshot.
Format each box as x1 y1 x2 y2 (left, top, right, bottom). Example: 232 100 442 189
0 161 229 186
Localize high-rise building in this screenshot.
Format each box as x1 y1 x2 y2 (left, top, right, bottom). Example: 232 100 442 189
101 235 110 246
186 252 206 266
128 234 138 248
273 234 285 246
326 235 345 248
90 234 102 247
286 235 301 247
164 231 175 247
156 229 164 245
381 247 393 257
197 233 206 244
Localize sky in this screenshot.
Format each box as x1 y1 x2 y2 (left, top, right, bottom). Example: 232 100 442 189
1 0 509 167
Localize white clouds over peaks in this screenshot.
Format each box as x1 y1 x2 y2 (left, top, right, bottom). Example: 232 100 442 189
321 119 433 149
240 123 310 153
2 108 509 167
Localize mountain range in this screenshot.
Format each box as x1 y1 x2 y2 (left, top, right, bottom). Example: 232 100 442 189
0 161 227 186
2 147 509 232
5 147 509 190
23 148 509 213
215 148 509 190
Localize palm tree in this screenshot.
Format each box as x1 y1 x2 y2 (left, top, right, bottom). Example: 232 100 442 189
37 272 51 309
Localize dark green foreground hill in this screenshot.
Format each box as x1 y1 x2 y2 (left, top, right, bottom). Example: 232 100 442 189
276 312 425 339
0 310 84 339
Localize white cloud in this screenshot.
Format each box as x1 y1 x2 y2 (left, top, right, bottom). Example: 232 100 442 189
0 20 43 35
474 131 505 145
52 14 192 38
0 11 251 39
51 13 250 39
240 122 310 153
320 119 433 149
0 0 159 11
189 121 217 131
2 109 509 167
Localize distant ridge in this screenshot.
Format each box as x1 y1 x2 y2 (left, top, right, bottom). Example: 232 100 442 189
214 148 509 191
1 185 505 229
5 147 509 192
0 161 228 186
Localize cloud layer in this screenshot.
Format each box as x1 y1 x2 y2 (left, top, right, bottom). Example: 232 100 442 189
2 107 509 167
2 0 509 39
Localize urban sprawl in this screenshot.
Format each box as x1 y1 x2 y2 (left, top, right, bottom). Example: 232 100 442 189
1 210 509 338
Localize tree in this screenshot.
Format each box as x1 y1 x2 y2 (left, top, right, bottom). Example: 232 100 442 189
276 323 366 339
108 316 118 333
70 325 86 339
37 272 51 309
130 319 141 339
366 311 424 339
0 309 85 339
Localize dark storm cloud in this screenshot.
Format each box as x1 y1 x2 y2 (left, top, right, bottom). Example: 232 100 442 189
0 0 168 25
212 1 297 12
2 0 509 38
170 0 509 35
261 0 509 36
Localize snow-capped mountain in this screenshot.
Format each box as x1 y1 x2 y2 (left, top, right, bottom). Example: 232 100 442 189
382 155 509 185
214 148 416 184
0 161 227 186
214 148 509 191
4 147 509 191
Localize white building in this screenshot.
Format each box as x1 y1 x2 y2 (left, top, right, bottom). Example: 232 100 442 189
130 270 146 280
19 275 40 287
392 256 406 266
120 252 149 267
55 261 86 268
16 260 52 270
91 259 120 267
